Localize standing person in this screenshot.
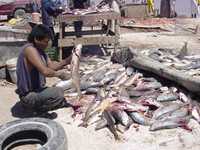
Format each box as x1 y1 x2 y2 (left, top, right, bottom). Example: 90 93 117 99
147 0 154 14
16 24 78 119
41 0 65 47
160 0 170 18
72 0 88 37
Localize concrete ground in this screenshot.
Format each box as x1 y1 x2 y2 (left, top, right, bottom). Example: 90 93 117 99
1 18 200 150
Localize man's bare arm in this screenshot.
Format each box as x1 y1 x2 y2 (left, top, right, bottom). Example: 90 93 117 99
24 46 60 77
47 55 72 70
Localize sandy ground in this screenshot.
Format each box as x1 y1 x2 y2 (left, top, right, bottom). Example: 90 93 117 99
1 18 200 150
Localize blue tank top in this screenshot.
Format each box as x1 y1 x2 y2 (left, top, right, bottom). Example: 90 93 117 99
16 43 47 97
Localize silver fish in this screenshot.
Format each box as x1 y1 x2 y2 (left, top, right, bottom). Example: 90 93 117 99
95 117 108 130
126 67 134 76
179 92 190 103
138 97 163 109
124 102 149 112
134 82 162 91
185 62 200 70
80 100 101 127
71 44 82 100
142 77 157 82
150 116 191 131
111 109 130 126
55 79 73 90
91 69 108 82
127 89 158 98
85 87 99 94
192 104 200 123
124 73 142 87
159 106 189 121
103 109 120 140
177 42 188 59
118 86 130 99
80 80 102 90
152 103 187 120
100 73 117 85
113 71 126 85
96 88 107 101
114 74 128 87
156 93 178 102
184 55 200 60
128 112 153 126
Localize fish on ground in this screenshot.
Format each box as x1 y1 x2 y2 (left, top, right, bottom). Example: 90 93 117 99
71 44 82 100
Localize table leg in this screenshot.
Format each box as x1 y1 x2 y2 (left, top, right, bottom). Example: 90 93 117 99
59 15 63 61
114 19 120 54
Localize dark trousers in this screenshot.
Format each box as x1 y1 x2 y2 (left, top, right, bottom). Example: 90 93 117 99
74 21 83 37
49 27 58 47
20 87 70 113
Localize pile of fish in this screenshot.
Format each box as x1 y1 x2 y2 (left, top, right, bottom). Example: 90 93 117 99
140 43 200 77
56 55 200 140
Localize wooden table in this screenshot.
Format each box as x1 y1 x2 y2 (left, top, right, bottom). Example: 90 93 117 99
58 11 120 60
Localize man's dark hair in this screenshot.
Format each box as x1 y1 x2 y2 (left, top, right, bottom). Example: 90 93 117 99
27 24 51 43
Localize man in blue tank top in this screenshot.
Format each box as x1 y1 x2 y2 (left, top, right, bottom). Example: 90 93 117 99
41 0 66 47
16 24 79 119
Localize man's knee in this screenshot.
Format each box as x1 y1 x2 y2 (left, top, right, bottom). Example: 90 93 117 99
48 87 64 99
20 92 39 109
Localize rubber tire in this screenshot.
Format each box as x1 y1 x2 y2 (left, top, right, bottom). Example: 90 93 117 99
14 8 26 18
0 118 67 150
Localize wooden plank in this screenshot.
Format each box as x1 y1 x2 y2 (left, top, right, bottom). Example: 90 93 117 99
60 11 120 23
58 36 115 47
63 29 114 37
58 11 120 60
63 30 106 37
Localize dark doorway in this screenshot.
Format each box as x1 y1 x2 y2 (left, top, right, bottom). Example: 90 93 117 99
160 0 171 18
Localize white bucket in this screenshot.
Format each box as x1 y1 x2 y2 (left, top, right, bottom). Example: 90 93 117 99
6 58 17 84
31 12 40 24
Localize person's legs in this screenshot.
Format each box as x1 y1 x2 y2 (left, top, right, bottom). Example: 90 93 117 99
35 87 73 112
49 27 57 47
20 91 57 119
74 21 83 37
20 87 73 114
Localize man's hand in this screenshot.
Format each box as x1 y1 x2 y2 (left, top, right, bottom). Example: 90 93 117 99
63 65 71 70
55 70 71 80
47 55 72 71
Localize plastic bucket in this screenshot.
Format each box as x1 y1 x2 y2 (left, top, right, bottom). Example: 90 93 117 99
31 12 40 24
6 58 17 84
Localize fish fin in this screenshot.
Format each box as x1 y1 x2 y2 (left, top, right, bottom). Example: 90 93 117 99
116 125 124 134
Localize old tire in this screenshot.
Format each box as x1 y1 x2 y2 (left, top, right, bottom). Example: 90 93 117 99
0 118 67 150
